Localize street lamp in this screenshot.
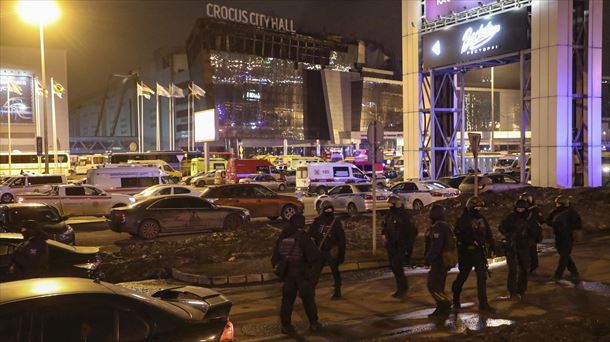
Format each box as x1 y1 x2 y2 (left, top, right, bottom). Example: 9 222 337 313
17 0 60 174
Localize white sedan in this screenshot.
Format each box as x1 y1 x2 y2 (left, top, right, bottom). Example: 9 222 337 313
238 173 288 192
314 183 392 217
133 184 201 201
390 180 460 210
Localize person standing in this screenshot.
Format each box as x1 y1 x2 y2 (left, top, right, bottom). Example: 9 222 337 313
425 204 457 318
519 192 544 274
309 203 346 299
499 199 539 300
9 221 49 280
547 195 582 283
272 214 322 334
382 194 417 298
451 197 496 313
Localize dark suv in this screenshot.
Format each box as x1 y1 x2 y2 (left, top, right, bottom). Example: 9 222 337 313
0 203 75 245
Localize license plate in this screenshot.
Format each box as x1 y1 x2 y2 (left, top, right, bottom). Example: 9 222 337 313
377 196 386 200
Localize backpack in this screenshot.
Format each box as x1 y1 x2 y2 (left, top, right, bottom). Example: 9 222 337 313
274 237 299 280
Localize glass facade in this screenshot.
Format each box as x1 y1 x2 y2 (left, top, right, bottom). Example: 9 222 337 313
360 80 403 132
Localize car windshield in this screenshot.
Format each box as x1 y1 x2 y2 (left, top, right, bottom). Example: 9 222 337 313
1 177 15 185
354 184 373 192
422 181 449 190
462 176 486 184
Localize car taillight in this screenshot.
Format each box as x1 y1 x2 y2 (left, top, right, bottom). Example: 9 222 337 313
478 185 485 189
431 191 443 197
220 320 234 342
364 194 373 200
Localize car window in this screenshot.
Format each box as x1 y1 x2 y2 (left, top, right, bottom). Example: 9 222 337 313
264 175 275 181
150 197 191 209
84 186 103 196
352 167 367 179
333 167 350 177
186 197 213 209
328 186 342 196
217 186 236 197
174 187 191 194
117 310 150 341
503 176 518 183
489 175 503 183
340 186 354 194
390 183 403 192
404 182 419 191
41 304 115 342
65 187 86 196
11 178 25 186
355 184 372 192
158 187 172 195
252 185 274 197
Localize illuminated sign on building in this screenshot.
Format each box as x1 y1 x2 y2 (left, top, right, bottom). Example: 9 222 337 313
205 2 296 33
0 72 33 124
425 0 497 21
422 7 529 69
194 109 217 142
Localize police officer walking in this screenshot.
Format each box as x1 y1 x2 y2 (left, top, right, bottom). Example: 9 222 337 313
425 204 457 318
309 203 346 299
382 195 417 298
547 195 582 283
9 221 49 280
272 214 322 334
519 193 544 274
451 197 496 313
499 199 539 300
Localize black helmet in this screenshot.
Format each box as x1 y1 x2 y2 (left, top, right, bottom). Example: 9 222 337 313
514 199 529 210
387 194 404 208
290 213 306 229
519 192 534 205
466 196 485 209
555 195 570 207
429 204 445 222
321 202 335 213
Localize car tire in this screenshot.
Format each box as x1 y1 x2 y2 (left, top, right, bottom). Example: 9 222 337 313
195 181 204 188
281 204 298 221
316 186 327 195
223 214 242 230
347 203 358 217
278 184 286 192
268 216 279 221
138 219 161 239
413 199 424 211
0 193 14 203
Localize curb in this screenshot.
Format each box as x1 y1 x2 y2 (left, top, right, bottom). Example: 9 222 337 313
172 260 389 287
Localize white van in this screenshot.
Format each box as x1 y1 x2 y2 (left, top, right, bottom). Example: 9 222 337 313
86 164 168 194
288 157 324 171
296 162 368 195
0 174 67 203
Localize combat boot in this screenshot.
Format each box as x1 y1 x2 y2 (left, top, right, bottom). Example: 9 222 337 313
479 303 496 313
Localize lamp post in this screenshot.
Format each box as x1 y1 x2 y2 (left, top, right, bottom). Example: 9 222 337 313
17 0 60 174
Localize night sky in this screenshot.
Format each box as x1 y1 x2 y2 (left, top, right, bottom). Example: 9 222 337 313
1 1 608 106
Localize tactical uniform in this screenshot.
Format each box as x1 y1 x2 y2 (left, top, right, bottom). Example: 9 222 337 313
309 204 346 299
425 204 456 317
382 195 417 297
9 222 49 280
547 195 582 282
519 193 544 273
499 199 539 298
272 214 322 334
451 197 496 312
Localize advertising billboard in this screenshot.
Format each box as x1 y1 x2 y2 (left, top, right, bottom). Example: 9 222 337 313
422 7 529 69
194 109 217 142
0 73 33 124
425 0 497 21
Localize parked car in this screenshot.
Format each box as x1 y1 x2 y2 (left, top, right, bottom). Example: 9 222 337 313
283 169 297 186
0 277 233 341
0 174 67 203
192 170 220 187
183 169 206 185
0 203 75 245
459 173 530 193
16 184 135 217
109 195 250 239
133 184 201 201
201 184 303 221
0 233 99 282
438 175 468 189
390 180 460 210
314 183 393 217
238 173 288 192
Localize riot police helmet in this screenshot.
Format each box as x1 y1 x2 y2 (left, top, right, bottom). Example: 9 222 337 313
554 195 570 207
387 194 404 208
519 192 534 205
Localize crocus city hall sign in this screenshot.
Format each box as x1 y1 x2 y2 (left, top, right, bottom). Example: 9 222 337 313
205 2 296 33
422 7 529 69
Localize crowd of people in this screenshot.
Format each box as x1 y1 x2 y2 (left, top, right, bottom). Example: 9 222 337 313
271 192 583 334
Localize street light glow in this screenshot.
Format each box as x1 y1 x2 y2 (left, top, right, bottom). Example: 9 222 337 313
17 0 60 25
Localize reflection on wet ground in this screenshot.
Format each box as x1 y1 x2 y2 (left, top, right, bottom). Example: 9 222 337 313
577 281 610 297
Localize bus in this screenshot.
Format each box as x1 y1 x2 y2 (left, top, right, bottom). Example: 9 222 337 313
73 154 106 175
106 151 187 175
0 152 71 177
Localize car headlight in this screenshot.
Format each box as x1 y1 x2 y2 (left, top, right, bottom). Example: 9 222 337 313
603 166 610 173
129 197 136 203
243 209 250 217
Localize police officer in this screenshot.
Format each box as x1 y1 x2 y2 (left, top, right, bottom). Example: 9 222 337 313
547 195 582 283
499 199 539 300
425 204 456 318
382 194 417 298
519 192 544 274
9 220 49 280
309 203 346 299
272 214 322 334
451 197 496 313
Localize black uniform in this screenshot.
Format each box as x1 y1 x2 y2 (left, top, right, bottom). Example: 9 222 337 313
499 209 539 296
547 206 582 280
9 229 49 280
382 206 417 295
309 212 346 298
527 205 544 273
451 208 495 309
272 224 321 331
425 218 456 315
